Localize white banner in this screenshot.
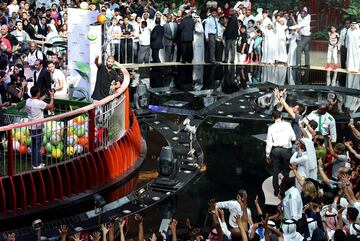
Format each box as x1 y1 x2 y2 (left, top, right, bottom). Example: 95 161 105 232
67 8 100 98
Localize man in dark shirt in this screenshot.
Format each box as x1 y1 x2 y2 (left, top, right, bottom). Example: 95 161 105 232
120 17 134 63
91 56 122 101
178 10 195 63
223 8 238 63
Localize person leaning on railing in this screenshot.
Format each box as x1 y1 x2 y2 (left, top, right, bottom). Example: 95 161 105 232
26 86 54 169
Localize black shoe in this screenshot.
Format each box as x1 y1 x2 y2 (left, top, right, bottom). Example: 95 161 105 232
292 65 300 69
230 61 234 64
222 61 227 63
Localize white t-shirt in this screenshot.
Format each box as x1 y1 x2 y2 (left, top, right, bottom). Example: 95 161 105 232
26 98 47 130
8 4 19 17
27 50 43 66
51 69 67 98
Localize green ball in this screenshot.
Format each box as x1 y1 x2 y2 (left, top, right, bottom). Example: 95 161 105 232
45 143 54 153
57 142 64 151
26 137 32 146
76 127 85 137
45 131 53 139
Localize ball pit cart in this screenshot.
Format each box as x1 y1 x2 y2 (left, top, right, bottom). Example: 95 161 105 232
0 67 144 220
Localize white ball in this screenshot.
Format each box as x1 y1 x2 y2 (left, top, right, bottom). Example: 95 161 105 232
80 1 89 10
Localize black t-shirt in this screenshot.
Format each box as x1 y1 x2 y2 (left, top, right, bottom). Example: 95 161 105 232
91 64 121 101
120 24 134 36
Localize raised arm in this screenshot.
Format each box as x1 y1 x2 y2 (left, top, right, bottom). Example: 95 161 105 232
274 88 296 119
119 219 126 241
58 225 68 241
344 141 360 160
169 219 177 241
254 195 263 216
349 119 360 140
290 163 305 186
318 158 330 185
135 214 144 241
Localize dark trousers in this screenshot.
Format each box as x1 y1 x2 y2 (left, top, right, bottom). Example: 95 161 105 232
164 45 173 62
215 40 224 62
152 49 161 63
224 39 236 63
181 41 193 63
120 38 133 63
270 147 292 194
30 129 43 166
296 35 311 67
340 46 347 69
208 34 216 63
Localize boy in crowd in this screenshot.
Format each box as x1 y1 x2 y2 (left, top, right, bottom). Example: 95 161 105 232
325 25 340 71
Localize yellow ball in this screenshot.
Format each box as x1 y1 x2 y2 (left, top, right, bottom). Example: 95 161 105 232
66 146 75 156
14 131 22 140
52 148 62 158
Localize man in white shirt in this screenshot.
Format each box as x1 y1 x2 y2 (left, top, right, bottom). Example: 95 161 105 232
339 19 351 69
281 177 303 221
48 61 67 99
266 110 296 195
27 41 43 68
295 8 311 68
26 86 54 169
8 0 19 17
138 21 151 64
216 190 244 229
306 104 337 142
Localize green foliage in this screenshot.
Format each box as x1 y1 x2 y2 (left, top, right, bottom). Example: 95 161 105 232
73 61 91 82
342 0 360 21
312 30 329 40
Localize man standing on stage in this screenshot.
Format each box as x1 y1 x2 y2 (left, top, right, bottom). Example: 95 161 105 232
178 9 195 63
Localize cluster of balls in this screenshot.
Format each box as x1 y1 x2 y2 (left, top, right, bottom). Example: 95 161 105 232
12 115 89 159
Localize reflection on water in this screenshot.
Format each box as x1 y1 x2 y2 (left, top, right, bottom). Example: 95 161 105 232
131 65 360 115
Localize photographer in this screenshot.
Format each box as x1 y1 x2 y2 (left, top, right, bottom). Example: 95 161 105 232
7 64 27 103
26 86 54 169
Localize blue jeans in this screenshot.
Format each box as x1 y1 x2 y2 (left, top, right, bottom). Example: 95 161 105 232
30 129 43 166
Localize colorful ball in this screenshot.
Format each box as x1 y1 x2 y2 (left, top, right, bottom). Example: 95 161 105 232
13 141 20 151
78 137 88 146
45 142 54 153
50 135 61 145
52 148 62 158
97 14 106 24
66 146 75 156
75 127 85 137
56 142 64 151
18 144 28 154
26 137 32 146
74 144 83 154
80 1 89 10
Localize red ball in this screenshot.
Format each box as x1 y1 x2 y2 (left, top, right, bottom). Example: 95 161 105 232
19 144 28 154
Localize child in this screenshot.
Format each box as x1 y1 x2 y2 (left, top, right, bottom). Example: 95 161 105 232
287 27 299 66
253 30 262 63
325 26 340 70
237 25 248 63
247 19 256 36
246 32 256 64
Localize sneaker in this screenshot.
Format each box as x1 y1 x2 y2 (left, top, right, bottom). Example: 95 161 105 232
32 165 41 170
332 64 337 71
325 63 331 69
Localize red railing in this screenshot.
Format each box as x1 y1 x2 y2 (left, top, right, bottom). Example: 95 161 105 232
0 67 130 177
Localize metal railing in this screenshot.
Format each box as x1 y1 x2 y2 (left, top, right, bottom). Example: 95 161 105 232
0 67 130 177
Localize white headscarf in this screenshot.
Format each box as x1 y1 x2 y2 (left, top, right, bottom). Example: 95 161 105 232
307 218 318 240
300 138 317 171
283 220 303 241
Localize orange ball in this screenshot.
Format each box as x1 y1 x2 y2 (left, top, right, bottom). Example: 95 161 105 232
19 144 28 154
78 137 88 146
97 14 106 24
